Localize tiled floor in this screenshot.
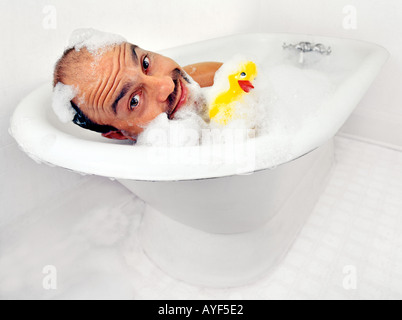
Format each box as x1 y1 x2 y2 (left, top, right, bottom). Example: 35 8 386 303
1 136 401 299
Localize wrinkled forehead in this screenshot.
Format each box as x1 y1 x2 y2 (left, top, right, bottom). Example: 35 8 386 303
89 42 134 69
71 42 140 113
73 42 137 90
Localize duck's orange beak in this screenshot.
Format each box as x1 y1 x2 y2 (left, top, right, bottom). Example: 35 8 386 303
238 80 254 93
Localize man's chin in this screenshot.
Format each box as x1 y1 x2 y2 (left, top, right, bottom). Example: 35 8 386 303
166 69 207 120
181 90 208 121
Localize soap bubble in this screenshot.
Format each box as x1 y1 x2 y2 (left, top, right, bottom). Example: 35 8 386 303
52 83 77 123
137 53 336 169
68 28 127 55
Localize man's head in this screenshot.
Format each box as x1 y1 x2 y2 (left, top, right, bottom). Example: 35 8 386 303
54 42 191 140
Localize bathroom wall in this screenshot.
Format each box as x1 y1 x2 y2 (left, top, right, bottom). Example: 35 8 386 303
258 0 402 148
0 0 260 226
1 0 400 225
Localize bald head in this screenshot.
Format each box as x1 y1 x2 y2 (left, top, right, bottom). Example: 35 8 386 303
52 46 123 135
53 47 93 87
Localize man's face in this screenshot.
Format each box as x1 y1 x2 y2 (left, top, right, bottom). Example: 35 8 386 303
69 42 190 137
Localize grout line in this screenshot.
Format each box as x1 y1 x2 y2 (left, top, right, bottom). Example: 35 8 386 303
336 133 402 153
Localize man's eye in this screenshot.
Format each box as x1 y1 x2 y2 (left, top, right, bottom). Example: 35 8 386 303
143 56 150 71
130 94 140 110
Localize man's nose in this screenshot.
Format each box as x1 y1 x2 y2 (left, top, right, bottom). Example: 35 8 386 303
149 75 175 102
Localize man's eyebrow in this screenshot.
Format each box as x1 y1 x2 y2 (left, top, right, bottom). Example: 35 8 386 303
131 44 138 65
111 82 132 114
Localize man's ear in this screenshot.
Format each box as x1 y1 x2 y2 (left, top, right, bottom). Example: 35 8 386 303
102 130 136 142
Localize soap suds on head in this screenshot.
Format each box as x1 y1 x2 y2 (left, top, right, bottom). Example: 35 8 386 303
52 83 78 123
68 28 126 55
52 28 127 124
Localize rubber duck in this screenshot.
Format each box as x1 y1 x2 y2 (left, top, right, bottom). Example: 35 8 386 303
208 61 257 125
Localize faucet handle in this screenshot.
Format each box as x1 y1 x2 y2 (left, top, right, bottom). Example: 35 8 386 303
296 42 313 52
312 43 332 55
283 41 331 55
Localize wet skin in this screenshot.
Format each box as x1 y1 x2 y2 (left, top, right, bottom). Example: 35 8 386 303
63 43 222 140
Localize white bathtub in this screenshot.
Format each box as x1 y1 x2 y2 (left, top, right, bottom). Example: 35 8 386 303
10 33 388 287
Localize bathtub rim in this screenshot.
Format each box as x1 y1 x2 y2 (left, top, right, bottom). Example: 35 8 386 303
10 82 319 182
10 82 323 182
160 31 390 61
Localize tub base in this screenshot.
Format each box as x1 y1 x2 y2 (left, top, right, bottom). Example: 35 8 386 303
138 140 334 287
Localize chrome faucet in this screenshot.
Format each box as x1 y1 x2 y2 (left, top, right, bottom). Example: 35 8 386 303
283 41 331 63
283 42 332 55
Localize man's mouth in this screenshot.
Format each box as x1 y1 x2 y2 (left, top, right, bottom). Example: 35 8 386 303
168 79 188 119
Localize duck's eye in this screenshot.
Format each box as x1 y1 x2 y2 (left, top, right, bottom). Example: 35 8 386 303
143 56 150 72
130 94 140 110
240 72 246 78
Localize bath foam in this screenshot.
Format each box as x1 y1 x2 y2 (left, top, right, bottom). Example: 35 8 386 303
51 83 78 123
68 28 127 54
136 112 208 147
136 71 209 147
136 55 335 169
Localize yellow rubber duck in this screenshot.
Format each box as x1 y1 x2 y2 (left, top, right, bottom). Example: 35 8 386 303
209 61 257 125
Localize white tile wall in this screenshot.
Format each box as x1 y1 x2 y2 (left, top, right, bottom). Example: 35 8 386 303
258 0 402 149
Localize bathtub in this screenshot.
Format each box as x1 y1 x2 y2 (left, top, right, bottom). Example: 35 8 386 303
10 33 388 287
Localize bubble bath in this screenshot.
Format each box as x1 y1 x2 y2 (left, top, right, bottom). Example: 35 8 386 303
135 52 336 169
52 83 78 123
68 28 126 54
